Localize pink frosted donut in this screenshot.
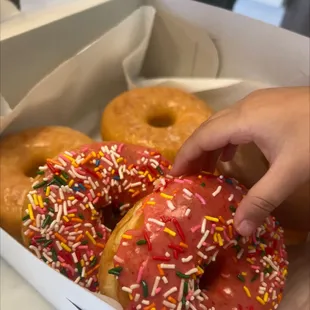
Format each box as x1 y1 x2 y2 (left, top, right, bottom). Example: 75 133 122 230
21 142 171 292
99 173 289 310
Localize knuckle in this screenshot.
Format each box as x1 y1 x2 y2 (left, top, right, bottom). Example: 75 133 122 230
246 88 270 101
248 196 277 214
239 89 269 111
207 108 232 122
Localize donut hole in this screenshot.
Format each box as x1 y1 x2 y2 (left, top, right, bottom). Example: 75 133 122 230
24 160 46 178
100 203 123 230
199 254 226 291
147 112 175 128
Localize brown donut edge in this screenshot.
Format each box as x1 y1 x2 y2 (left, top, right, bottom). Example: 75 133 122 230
99 201 145 308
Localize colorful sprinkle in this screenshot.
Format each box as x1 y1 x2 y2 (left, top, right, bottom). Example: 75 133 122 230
141 280 149 298
205 216 219 223
137 239 147 245
243 286 251 298
176 271 190 279
164 227 177 237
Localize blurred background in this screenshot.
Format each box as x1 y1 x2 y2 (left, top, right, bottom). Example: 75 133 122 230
1 0 309 37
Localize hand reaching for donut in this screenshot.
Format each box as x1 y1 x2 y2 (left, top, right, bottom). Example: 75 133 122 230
171 87 310 237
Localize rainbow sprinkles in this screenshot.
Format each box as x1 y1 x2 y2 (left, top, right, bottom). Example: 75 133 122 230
106 174 288 310
21 142 170 292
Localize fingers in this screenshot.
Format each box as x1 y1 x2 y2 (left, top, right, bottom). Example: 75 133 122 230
171 109 250 176
220 144 238 162
234 158 301 236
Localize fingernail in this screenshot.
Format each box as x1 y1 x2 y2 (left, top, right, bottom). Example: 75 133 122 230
237 220 256 236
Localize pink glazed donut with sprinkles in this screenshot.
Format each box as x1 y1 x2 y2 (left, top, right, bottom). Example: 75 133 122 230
21 142 171 292
99 174 288 310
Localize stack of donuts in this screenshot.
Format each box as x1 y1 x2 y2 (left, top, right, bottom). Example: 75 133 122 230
0 86 308 310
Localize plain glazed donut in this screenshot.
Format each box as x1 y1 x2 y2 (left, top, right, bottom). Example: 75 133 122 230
99 174 288 310
0 126 92 241
21 142 170 292
217 143 310 245
101 87 213 162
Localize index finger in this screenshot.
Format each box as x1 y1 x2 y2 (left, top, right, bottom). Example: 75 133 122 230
171 109 250 176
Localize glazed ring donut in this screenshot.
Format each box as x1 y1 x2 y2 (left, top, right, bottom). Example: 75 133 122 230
21 142 170 292
99 174 288 310
101 87 213 162
217 143 310 245
0 126 92 241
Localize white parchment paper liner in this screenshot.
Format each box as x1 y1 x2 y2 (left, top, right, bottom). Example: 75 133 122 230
0 6 271 136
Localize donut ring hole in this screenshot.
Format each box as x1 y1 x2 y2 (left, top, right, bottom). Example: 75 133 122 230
100 203 123 230
24 160 46 178
147 112 175 128
199 254 226 291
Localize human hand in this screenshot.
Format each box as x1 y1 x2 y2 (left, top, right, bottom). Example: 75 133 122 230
171 87 310 236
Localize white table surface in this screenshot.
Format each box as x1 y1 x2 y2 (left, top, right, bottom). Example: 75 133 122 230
0 258 55 310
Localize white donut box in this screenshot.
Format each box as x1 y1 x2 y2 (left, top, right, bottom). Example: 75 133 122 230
0 0 309 309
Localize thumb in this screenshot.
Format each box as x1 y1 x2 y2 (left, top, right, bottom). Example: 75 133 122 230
234 158 300 236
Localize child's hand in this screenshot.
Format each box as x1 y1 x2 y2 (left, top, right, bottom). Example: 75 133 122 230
172 87 310 236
